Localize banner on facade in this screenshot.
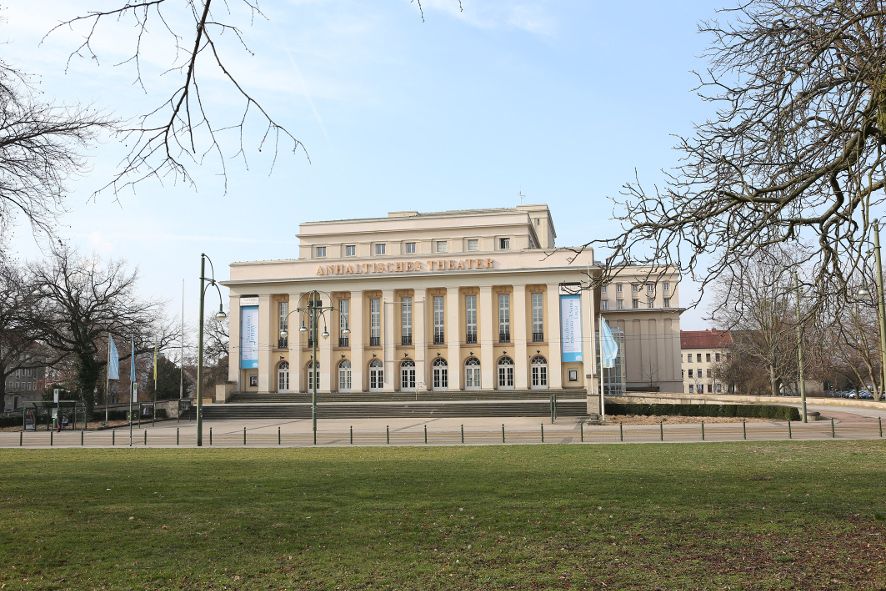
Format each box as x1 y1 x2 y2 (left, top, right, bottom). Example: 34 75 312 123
559 294 583 362
240 305 259 369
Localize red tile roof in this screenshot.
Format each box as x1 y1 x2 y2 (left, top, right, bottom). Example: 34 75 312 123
680 329 732 350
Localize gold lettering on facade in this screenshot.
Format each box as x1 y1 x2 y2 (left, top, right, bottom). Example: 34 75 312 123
315 258 496 276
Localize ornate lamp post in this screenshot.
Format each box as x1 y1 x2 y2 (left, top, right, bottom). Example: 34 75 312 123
279 290 348 445
196 253 227 447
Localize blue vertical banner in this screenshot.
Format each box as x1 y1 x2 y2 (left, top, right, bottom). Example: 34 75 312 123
107 335 120 380
559 294 583 362
240 304 259 369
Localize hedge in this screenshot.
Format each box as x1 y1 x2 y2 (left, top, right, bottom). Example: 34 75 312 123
607 402 801 421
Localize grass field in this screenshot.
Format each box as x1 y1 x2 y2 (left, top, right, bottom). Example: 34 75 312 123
1 442 885 590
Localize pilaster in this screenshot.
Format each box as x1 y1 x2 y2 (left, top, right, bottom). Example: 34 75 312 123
513 284 528 389
382 289 396 391
480 285 494 389
257 294 273 393
446 287 461 390
547 286 563 389
349 291 364 392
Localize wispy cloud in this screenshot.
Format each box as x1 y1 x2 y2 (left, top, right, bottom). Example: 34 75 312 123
417 0 557 37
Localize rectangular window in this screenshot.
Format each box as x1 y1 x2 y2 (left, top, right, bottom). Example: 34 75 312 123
633 284 642 293
498 293 511 342
687 353 692 362
663 297 671 307
404 242 416 254
632 298 639 309
498 237 510 250
646 298 654 309
433 295 445 344
697 353 702 362
707 384 713 393
601 284 608 295
339 299 350 347
465 295 477 344
616 283 623 293
688 369 694 378
601 299 609 310
663 281 670 293
370 297 381 346
531 292 544 342
706 353 711 362
689 384 695 394
707 368 713 378
344 244 356 257
373 243 386 256
401 297 412 345
314 246 326 258
616 299 624 310
715 383 722 393
278 301 288 348
466 238 479 252
646 283 655 295
435 240 448 254
716 352 721 362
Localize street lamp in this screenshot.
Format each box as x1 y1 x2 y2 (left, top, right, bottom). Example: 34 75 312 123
279 291 348 445
196 253 227 447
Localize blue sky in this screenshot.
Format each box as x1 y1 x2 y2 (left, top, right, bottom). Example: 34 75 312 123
3 1 725 330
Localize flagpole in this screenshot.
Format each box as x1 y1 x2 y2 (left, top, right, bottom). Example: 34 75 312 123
152 343 157 425
180 278 184 402
129 336 134 446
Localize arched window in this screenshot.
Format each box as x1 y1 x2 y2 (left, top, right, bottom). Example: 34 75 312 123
306 360 319 392
432 357 448 390
497 356 514 389
338 360 352 392
369 358 384 391
530 355 548 389
464 357 481 390
400 359 416 391
277 361 290 392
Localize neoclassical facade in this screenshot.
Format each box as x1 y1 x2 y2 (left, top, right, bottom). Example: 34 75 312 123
223 205 683 411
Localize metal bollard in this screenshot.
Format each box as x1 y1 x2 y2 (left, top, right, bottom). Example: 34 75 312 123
424 424 428 444
460 424 464 444
210 427 213 446
580 421 584 442
788 420 792 439
880 417 883 438
619 422 624 442
660 421 664 441
701 421 705 441
50 430 53 446
112 429 115 446
81 431 84 446
386 425 390 445
278 426 281 446
502 423 506 443
19 431 23 447
742 420 747 440
831 418 835 439
144 430 147 446
177 428 180 446
350 425 353 445
541 423 545 443
243 427 247 446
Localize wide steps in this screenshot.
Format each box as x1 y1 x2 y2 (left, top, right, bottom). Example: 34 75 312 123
228 390 585 404
186 400 588 420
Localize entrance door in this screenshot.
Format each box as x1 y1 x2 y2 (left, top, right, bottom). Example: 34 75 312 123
497 356 514 390
400 359 416 391
369 359 384 391
432 358 448 390
464 357 481 390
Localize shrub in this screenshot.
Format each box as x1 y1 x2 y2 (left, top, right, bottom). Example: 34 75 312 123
607 403 800 421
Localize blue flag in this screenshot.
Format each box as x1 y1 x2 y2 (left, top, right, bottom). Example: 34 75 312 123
130 337 137 402
108 335 120 380
600 318 619 369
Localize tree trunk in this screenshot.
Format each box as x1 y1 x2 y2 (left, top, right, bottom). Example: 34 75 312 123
76 354 100 414
769 364 778 397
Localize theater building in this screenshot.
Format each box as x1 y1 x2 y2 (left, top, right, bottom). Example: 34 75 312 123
223 205 683 412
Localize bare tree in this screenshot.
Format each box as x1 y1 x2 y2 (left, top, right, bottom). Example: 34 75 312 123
0 60 110 233
590 0 886 311
47 1 309 196
0 254 61 409
31 245 177 409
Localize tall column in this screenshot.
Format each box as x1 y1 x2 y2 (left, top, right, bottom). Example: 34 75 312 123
547 286 563 389
414 288 427 391
349 290 364 392
446 287 462 390
382 289 396 391
513 284 528 389
480 286 495 389
318 293 333 393
257 295 273 392
288 293 302 393
228 296 241 386
581 285 598 411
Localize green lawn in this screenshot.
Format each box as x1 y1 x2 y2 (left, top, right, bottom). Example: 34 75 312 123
1 442 884 590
